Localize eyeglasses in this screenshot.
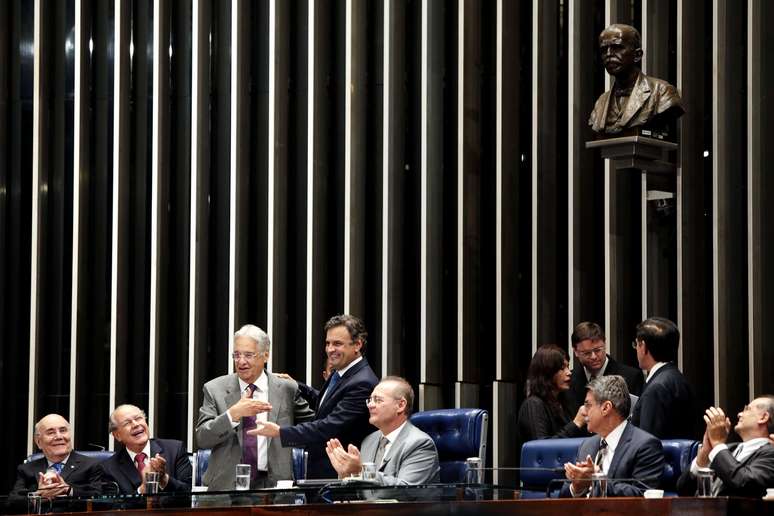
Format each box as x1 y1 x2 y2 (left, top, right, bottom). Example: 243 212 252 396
365 396 399 406
232 352 258 360
118 414 146 429
576 346 605 359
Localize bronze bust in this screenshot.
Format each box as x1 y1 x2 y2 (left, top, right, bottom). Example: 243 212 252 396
589 24 684 135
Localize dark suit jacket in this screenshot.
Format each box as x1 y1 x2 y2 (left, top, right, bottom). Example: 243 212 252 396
677 442 774 498
280 357 379 479
10 451 102 499
630 362 698 439
569 355 645 410
560 422 664 497
97 438 191 494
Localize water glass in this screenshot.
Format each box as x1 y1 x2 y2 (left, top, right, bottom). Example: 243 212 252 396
361 462 377 481
145 471 160 494
590 472 607 498
696 467 714 497
235 464 251 491
27 492 46 515
465 457 482 484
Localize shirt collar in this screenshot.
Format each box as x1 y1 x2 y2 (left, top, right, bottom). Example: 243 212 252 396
46 453 71 467
739 437 771 454
585 356 609 381
645 361 668 383
126 441 152 463
335 356 363 377
602 420 628 452
381 420 408 444
238 370 268 393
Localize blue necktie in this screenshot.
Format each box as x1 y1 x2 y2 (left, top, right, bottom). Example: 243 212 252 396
323 372 341 403
52 463 64 474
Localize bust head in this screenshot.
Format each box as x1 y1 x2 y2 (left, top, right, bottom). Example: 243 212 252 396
599 24 642 82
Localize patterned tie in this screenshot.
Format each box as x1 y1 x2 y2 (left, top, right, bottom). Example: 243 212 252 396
135 452 147 476
594 438 608 470
241 384 258 478
374 436 389 466
52 463 64 475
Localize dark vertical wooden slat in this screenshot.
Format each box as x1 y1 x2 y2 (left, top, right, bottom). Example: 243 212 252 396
676 0 713 411
419 0 445 409
713 0 748 410
569 1 605 337
748 0 774 397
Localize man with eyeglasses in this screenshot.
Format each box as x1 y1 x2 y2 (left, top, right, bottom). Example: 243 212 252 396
629 317 698 439
10 414 102 500
568 322 644 411
97 404 192 494
248 314 379 479
196 324 315 489
325 376 440 485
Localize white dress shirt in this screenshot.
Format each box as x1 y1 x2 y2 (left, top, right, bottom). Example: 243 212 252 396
377 421 408 467
645 361 667 383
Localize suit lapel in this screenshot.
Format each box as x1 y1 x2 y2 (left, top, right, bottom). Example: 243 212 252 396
60 453 81 481
320 359 366 411
117 449 142 489
379 422 412 472
592 90 613 132
225 375 243 446
607 423 633 478
618 72 651 129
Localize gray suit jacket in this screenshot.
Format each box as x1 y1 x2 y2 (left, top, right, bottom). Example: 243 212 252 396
360 421 440 486
195 372 315 490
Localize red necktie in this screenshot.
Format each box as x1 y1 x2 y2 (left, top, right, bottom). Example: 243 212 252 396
135 452 147 475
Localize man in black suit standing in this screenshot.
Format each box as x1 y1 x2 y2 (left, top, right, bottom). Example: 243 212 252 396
678 395 774 497
630 317 698 439
249 314 379 479
562 375 664 497
10 414 102 499
97 404 191 494
568 321 644 410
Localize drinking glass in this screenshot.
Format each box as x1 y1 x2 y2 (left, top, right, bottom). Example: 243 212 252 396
235 464 251 491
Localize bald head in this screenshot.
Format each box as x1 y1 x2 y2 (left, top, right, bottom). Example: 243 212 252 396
34 414 73 462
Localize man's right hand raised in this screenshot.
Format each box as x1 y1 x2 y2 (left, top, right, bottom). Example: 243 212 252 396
229 391 272 422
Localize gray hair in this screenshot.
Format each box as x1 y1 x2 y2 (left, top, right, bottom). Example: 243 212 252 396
758 395 774 434
380 376 415 416
587 375 631 418
108 404 147 432
234 324 271 353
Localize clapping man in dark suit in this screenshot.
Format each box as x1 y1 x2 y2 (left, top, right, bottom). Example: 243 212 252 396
249 314 379 479
97 405 192 494
10 414 102 499
325 376 440 485
562 375 664 497
568 322 644 410
630 317 698 439
678 396 774 497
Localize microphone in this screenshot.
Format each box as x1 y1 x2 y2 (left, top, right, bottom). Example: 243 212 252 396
87 443 106 451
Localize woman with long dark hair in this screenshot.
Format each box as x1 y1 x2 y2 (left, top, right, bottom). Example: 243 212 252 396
516 344 588 446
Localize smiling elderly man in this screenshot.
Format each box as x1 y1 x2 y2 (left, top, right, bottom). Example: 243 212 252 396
10 414 102 499
97 405 192 494
324 376 440 486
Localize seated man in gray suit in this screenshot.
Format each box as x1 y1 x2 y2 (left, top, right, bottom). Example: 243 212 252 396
325 376 440 486
196 325 315 489
562 375 664 497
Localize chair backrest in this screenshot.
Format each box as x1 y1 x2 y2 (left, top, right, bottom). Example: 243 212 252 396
26 450 114 464
660 439 699 495
409 408 488 483
519 438 584 498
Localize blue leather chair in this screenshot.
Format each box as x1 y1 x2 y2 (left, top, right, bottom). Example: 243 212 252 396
519 437 700 498
660 439 700 496
409 408 488 483
519 438 583 498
